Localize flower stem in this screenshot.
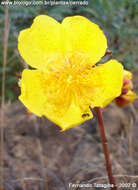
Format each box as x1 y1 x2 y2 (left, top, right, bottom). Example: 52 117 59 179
94 107 117 190
0 2 9 190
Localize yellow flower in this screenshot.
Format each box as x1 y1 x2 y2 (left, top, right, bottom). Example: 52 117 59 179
114 70 138 107
18 15 124 130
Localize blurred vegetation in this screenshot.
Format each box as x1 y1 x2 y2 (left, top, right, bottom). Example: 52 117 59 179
0 0 138 101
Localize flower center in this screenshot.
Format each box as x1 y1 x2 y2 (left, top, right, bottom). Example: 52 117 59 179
67 74 73 84
45 54 94 114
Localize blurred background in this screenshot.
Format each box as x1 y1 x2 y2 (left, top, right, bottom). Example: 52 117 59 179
0 0 138 190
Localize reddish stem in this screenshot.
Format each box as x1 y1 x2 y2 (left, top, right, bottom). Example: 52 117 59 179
94 107 117 190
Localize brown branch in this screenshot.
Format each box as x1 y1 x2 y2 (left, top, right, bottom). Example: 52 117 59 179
0 1 10 190
105 50 113 56
94 107 117 190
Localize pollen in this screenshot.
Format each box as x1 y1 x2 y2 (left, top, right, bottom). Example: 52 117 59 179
67 74 73 84
45 54 93 115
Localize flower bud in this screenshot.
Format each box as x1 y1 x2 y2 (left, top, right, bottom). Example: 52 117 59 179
114 70 138 107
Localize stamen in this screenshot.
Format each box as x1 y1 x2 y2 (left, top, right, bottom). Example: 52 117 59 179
46 53 94 114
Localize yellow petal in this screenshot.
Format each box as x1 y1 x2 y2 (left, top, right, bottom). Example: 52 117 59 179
62 15 107 64
19 69 48 116
19 69 93 130
18 15 65 69
52 103 93 131
90 59 124 107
